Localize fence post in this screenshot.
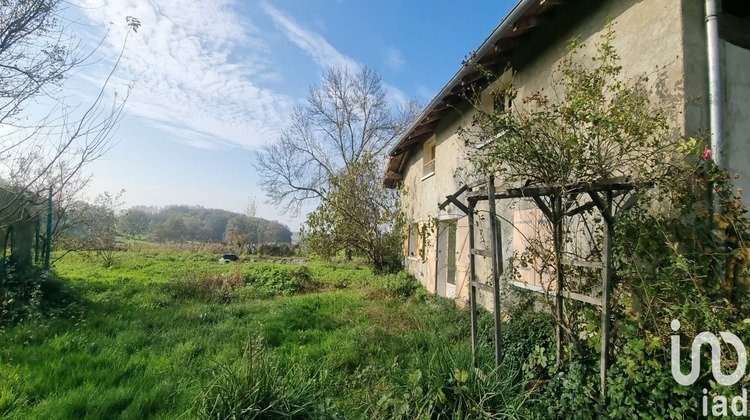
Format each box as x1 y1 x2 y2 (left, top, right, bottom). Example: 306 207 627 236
34 216 40 264
45 186 52 270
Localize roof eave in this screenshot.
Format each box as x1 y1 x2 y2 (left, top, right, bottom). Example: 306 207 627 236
386 0 540 158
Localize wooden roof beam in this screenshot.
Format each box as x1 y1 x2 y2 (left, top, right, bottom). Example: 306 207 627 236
407 123 435 139
434 95 463 110
512 16 542 34
493 38 519 52
391 132 433 154
478 54 511 69
421 109 453 125
540 0 564 7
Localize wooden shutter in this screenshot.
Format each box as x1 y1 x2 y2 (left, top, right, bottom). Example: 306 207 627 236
513 208 555 290
403 224 410 256
417 222 426 260
454 217 471 303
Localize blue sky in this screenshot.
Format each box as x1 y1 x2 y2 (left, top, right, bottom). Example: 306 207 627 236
69 0 517 231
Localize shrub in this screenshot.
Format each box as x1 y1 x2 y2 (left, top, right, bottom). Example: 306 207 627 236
1 269 44 325
501 310 555 381
366 271 420 299
525 360 601 419
604 320 698 419
245 265 314 296
525 322 700 419
257 243 295 257
1 269 82 327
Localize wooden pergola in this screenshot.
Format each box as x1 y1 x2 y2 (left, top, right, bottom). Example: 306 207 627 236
438 176 644 398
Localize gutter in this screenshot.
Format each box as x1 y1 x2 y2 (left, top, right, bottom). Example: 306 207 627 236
387 0 538 157
705 0 723 171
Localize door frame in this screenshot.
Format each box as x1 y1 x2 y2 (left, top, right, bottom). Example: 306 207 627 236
436 218 458 298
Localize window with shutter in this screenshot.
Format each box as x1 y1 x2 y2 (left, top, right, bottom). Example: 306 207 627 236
513 208 555 290
422 136 436 178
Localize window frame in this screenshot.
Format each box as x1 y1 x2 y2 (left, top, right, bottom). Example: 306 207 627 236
407 223 419 258
422 136 436 180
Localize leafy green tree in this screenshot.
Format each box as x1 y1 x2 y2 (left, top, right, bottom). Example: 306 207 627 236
151 214 187 243
182 216 206 241
204 212 233 242
264 220 292 244
87 190 124 267
224 216 292 250
118 209 151 238
302 152 403 273
224 216 254 250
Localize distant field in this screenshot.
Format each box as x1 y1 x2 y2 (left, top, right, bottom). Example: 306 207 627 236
1 247 523 418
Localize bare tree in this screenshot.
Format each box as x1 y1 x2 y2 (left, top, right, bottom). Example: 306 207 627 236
0 0 139 233
0 0 79 127
254 65 420 214
245 196 257 218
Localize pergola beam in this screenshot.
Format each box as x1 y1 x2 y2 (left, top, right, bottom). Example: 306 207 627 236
444 195 470 215
467 181 638 202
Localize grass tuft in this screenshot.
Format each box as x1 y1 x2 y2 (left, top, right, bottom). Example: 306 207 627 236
196 338 323 419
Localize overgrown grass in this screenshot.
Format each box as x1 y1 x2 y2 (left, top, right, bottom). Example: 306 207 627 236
1 248 527 418
196 339 323 419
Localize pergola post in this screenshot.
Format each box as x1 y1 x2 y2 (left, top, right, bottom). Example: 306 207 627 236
553 195 564 366
468 200 479 368
488 176 503 368
600 190 614 398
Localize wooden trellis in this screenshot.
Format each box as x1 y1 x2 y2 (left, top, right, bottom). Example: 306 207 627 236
438 177 643 398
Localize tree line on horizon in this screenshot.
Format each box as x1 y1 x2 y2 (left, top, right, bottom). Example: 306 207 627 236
123 205 293 245
62 202 293 250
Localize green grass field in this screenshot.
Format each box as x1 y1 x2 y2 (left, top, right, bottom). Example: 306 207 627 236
0 248 525 419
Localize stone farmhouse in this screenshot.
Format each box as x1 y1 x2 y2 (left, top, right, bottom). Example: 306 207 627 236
384 0 749 306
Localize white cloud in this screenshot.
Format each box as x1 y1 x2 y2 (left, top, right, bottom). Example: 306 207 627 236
416 85 437 103
384 47 405 71
383 83 409 109
260 4 411 111
261 2 358 71
74 0 293 150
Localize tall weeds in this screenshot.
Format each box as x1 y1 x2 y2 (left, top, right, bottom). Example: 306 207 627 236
165 265 244 303
369 348 529 419
197 338 323 419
